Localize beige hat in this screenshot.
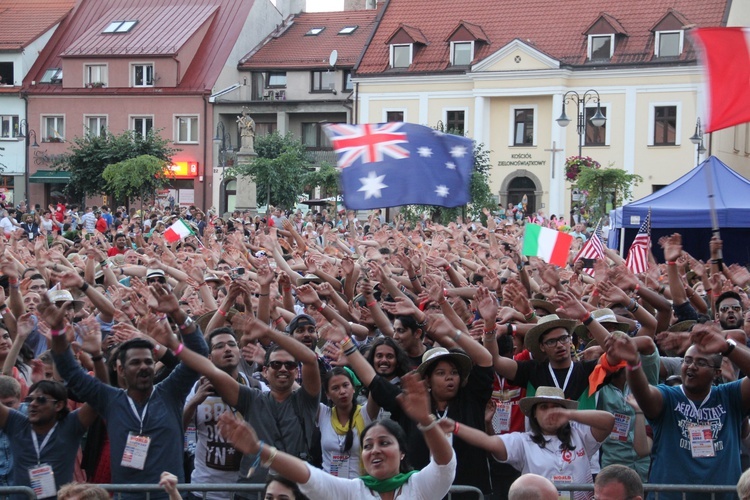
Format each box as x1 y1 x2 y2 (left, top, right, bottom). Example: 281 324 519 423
416 347 472 387
530 299 557 316
573 308 630 346
519 386 578 416
46 289 84 312
524 314 578 360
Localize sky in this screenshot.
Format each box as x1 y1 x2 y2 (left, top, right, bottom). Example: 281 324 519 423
306 0 345 11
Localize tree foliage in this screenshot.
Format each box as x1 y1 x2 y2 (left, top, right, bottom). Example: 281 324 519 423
575 165 642 222
56 130 176 203
228 132 312 209
102 155 171 206
303 163 339 199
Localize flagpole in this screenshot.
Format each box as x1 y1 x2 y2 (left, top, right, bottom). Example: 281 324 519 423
702 154 722 258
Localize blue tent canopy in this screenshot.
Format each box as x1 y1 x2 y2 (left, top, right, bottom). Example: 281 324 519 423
620 156 750 228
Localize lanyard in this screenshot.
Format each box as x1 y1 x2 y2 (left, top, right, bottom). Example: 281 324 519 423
680 386 712 421
31 423 58 465
548 363 574 393
127 396 151 435
435 406 449 420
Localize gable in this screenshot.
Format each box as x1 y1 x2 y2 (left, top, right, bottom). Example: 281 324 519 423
472 39 559 72
651 10 690 32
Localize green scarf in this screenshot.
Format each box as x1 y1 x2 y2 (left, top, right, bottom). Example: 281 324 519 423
360 470 419 493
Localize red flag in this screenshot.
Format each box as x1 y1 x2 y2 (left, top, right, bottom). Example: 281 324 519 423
692 28 750 133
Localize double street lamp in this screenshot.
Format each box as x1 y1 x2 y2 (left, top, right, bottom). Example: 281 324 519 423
689 117 707 166
17 119 39 206
556 89 607 223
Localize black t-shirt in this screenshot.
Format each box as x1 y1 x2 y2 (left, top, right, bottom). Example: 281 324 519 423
511 359 599 401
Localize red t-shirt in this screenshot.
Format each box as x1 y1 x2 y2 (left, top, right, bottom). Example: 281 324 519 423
95 217 108 233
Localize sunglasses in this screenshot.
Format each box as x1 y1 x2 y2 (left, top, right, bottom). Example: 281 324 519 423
24 396 58 405
719 305 742 313
268 361 298 371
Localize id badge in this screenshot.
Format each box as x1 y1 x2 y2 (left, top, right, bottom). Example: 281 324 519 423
688 424 715 458
329 453 350 478
609 413 631 442
29 463 56 498
492 401 512 433
552 474 572 499
121 432 151 470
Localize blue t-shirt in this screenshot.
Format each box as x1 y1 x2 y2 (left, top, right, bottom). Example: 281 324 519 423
648 381 744 500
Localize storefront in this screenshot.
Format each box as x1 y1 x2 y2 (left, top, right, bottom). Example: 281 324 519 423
160 161 199 209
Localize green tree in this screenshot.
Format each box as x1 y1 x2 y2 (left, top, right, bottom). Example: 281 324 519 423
303 163 339 200
102 155 171 208
228 132 312 209
575 165 642 222
56 130 176 203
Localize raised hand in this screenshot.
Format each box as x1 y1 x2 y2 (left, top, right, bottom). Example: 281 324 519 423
294 284 320 305
147 284 181 315
475 286 498 324
660 233 683 262
217 412 261 455
381 296 421 318
16 313 35 339
689 322 730 354
51 269 85 290
552 291 587 320
78 316 103 355
241 342 266 366
37 294 72 330
597 281 630 305
396 372 433 425
603 332 639 365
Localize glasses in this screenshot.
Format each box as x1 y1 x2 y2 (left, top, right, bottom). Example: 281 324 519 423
211 341 238 351
682 357 716 369
268 361 298 371
719 305 742 313
24 396 58 405
542 335 571 348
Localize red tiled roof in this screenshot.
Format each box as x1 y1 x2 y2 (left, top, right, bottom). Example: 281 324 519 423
24 0 257 93
445 21 489 43
239 10 379 70
0 0 76 50
61 4 218 56
583 13 628 35
356 0 730 75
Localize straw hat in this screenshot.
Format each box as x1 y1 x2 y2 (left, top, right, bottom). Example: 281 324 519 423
573 308 630 346
519 386 578 416
416 347 472 387
46 289 84 312
530 299 557 316
524 314 578 360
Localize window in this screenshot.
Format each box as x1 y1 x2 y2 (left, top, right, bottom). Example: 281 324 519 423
85 64 108 86
451 42 473 66
513 108 534 146
339 26 358 35
0 115 19 139
103 20 137 33
656 31 682 57
0 62 13 86
40 68 62 84
132 117 153 139
343 70 353 91
266 72 286 88
589 35 613 60
311 71 336 92
390 44 412 68
43 116 65 142
585 107 607 146
386 111 404 122
306 27 325 36
255 123 277 137
176 116 198 143
85 116 107 137
301 123 331 149
133 64 153 87
653 106 677 145
445 110 465 135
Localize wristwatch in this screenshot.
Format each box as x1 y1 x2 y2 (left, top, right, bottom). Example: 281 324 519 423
722 338 737 357
179 316 194 331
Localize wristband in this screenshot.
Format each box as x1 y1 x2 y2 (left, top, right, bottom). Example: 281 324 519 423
199 282 209 288
416 415 439 432
153 344 162 355
634 283 641 294
365 300 377 308
453 330 463 343
453 421 460 435
591 289 600 297
582 312 594 326
50 329 64 337
523 310 536 321
658 284 666 294
246 441 264 477
666 261 677 266
8 278 18 286
316 302 327 312
282 286 291 292
173 343 185 356
443 265 451 272
409 275 418 281
626 357 642 372
273 316 284 326
79 282 90 292
0 304 6 311
217 308 228 317
484 328 497 336
344 344 359 356
90 354 104 362
261 445 278 469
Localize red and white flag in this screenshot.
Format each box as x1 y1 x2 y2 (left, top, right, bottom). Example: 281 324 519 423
692 28 750 133
163 219 194 243
625 210 651 274
574 221 605 276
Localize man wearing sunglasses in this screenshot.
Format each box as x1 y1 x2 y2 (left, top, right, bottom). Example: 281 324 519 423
716 291 744 331
0 380 97 498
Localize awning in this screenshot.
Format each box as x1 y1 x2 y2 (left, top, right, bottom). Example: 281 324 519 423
29 170 70 184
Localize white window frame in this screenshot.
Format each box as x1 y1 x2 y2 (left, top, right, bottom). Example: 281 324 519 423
450 41 474 66
584 103 611 146
508 105 538 147
655 30 684 57
84 64 108 87
647 102 681 146
84 115 108 137
131 63 154 87
390 44 413 68
587 34 614 60
42 115 65 142
130 115 154 139
443 107 469 135
383 109 407 123
0 115 19 140
175 115 199 144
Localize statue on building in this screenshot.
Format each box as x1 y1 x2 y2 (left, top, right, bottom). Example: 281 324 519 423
237 109 255 152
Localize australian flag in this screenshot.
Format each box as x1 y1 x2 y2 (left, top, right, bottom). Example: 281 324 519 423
323 122 474 210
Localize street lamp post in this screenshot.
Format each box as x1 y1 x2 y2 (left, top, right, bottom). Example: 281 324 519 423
17 119 39 207
556 89 606 224
213 121 233 214
689 117 707 166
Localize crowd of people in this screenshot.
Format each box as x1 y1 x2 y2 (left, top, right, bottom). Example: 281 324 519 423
0 199 749 500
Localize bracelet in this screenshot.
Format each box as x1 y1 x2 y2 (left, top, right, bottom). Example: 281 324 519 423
246 441 264 477
658 285 666 294
79 282 90 292
582 313 594 326
506 323 516 336
453 421 460 435
365 300 377 308
344 344 359 356
199 282 209 288
50 329 64 337
626 358 642 372
153 344 162 355
8 278 18 286
317 302 327 312
0 304 6 311
453 330 463 343
90 354 104 362
261 444 278 468
666 261 677 266
273 316 284 326
634 283 641 294
173 343 185 356
634 411 644 415
627 298 639 313
523 310 536 321
591 289 600 297
217 308 228 317
416 415 439 432
443 265 451 272
484 328 496 336
282 286 291 292
409 275 418 281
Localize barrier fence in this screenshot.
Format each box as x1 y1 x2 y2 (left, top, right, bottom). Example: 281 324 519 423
557 483 738 499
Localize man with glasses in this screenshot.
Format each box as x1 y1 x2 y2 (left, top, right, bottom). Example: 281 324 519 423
716 291 744 331
287 314 331 391
607 322 750 500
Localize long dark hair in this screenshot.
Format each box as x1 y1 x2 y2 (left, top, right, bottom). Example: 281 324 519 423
364 337 411 379
323 367 358 453
360 419 413 474
528 403 576 451
264 474 309 500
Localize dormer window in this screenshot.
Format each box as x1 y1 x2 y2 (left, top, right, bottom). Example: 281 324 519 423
451 41 473 66
583 13 626 61
391 44 412 68
588 34 614 60
655 30 683 57
40 68 62 84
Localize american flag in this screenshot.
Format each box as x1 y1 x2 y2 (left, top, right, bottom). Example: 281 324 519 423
325 123 409 168
626 209 651 274
575 220 605 276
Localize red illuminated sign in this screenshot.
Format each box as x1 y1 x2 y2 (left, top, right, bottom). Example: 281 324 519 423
166 161 199 178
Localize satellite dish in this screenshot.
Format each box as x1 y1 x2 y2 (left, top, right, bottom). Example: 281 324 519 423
329 49 338 67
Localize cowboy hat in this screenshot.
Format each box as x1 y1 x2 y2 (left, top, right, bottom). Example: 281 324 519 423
46 289 84 312
524 314 578 360
197 308 239 333
519 386 578 416
416 347 472 387
573 308 630 346
530 299 557 316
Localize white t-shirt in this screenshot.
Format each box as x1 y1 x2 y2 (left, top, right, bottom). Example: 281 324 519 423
317 403 372 479
0 217 14 236
500 421 601 500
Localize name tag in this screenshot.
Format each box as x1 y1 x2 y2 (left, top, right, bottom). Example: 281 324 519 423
609 413 631 442
688 424 715 458
492 401 512 433
121 432 151 470
29 464 56 498
552 474 572 499
330 453 350 478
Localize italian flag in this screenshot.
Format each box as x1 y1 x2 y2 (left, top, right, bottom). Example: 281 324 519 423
522 223 573 267
163 219 194 243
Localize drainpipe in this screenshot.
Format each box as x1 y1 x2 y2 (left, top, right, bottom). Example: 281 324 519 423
203 94 209 210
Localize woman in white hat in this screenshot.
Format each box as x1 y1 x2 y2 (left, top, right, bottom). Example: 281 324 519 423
439 386 614 500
